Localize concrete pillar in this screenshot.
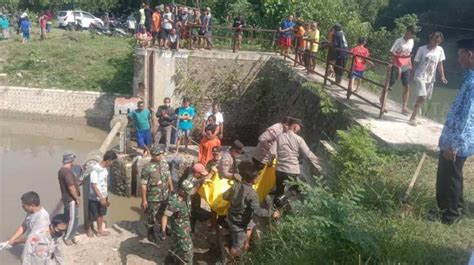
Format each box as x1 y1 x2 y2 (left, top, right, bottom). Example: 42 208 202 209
151 50 186 108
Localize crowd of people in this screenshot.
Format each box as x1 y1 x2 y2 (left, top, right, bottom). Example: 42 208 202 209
276 16 453 127
0 4 473 264
134 3 214 51
0 9 53 42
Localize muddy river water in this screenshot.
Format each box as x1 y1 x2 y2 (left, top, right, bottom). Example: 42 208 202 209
0 117 141 264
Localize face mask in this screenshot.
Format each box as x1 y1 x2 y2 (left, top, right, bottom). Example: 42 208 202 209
52 228 64 238
165 103 170 107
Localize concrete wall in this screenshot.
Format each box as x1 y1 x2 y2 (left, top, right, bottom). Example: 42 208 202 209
133 48 272 110
0 86 118 128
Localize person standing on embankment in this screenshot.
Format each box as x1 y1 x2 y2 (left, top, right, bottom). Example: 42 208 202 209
436 38 474 225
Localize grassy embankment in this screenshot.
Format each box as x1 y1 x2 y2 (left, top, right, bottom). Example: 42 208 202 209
0 27 134 94
246 126 474 265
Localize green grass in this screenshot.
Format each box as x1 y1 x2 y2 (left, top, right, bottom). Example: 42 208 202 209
246 126 474 265
0 27 134 94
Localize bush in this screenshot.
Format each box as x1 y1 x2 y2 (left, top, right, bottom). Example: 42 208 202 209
246 125 474 265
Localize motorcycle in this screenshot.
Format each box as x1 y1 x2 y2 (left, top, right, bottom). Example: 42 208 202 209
66 19 83 31
89 22 111 36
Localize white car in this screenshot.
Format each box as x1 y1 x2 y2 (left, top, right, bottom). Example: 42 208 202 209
57 10 103 28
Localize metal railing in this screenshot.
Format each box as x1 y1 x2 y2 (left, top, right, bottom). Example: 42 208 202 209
284 40 392 118
171 23 392 118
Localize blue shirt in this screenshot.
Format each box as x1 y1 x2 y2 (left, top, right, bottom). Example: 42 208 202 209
438 69 474 158
177 106 195 130
128 108 151 131
20 20 30 33
280 19 294 38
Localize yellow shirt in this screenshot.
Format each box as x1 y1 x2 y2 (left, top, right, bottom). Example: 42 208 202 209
307 29 320 53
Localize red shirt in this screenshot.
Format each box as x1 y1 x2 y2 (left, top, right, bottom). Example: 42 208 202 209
351 45 370 71
39 15 47 28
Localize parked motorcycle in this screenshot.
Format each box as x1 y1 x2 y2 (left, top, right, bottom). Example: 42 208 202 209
66 19 83 31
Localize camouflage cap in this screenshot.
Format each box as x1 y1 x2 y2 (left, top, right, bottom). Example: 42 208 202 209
150 146 164 156
180 174 199 195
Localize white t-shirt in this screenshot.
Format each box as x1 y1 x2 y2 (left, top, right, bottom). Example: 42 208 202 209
390 37 414 68
390 37 414 56
413 45 445 83
204 111 224 125
89 163 109 200
162 12 173 30
23 208 50 236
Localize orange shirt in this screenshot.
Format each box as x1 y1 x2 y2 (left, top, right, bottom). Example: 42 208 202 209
152 12 161 32
198 137 221 166
296 26 306 49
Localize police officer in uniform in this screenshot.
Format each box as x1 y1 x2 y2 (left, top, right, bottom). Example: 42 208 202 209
141 146 173 243
164 163 209 264
21 214 68 265
274 118 323 206
218 140 245 181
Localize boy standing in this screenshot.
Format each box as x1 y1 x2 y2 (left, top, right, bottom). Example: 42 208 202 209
350 37 374 92
409 32 448 126
128 101 152 155
223 161 280 257
388 25 418 115
87 151 117 237
176 97 195 154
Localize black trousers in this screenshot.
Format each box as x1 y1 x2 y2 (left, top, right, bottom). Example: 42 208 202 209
252 157 266 171
274 170 298 206
436 153 466 224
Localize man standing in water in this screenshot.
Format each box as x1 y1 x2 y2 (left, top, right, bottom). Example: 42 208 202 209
0 192 50 254
58 153 81 246
436 38 474 224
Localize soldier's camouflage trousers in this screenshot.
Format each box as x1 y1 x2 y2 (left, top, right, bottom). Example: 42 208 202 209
169 216 193 264
146 201 166 228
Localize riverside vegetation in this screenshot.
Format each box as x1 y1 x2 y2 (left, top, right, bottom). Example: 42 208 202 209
246 126 474 265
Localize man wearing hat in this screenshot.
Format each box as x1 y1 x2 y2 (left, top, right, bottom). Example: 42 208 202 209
274 118 323 206
436 38 474 224
57 153 81 246
164 163 209 264
218 140 245 181
141 146 173 242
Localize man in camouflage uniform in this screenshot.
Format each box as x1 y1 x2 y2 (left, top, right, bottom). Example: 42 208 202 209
164 163 209 265
141 146 173 243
